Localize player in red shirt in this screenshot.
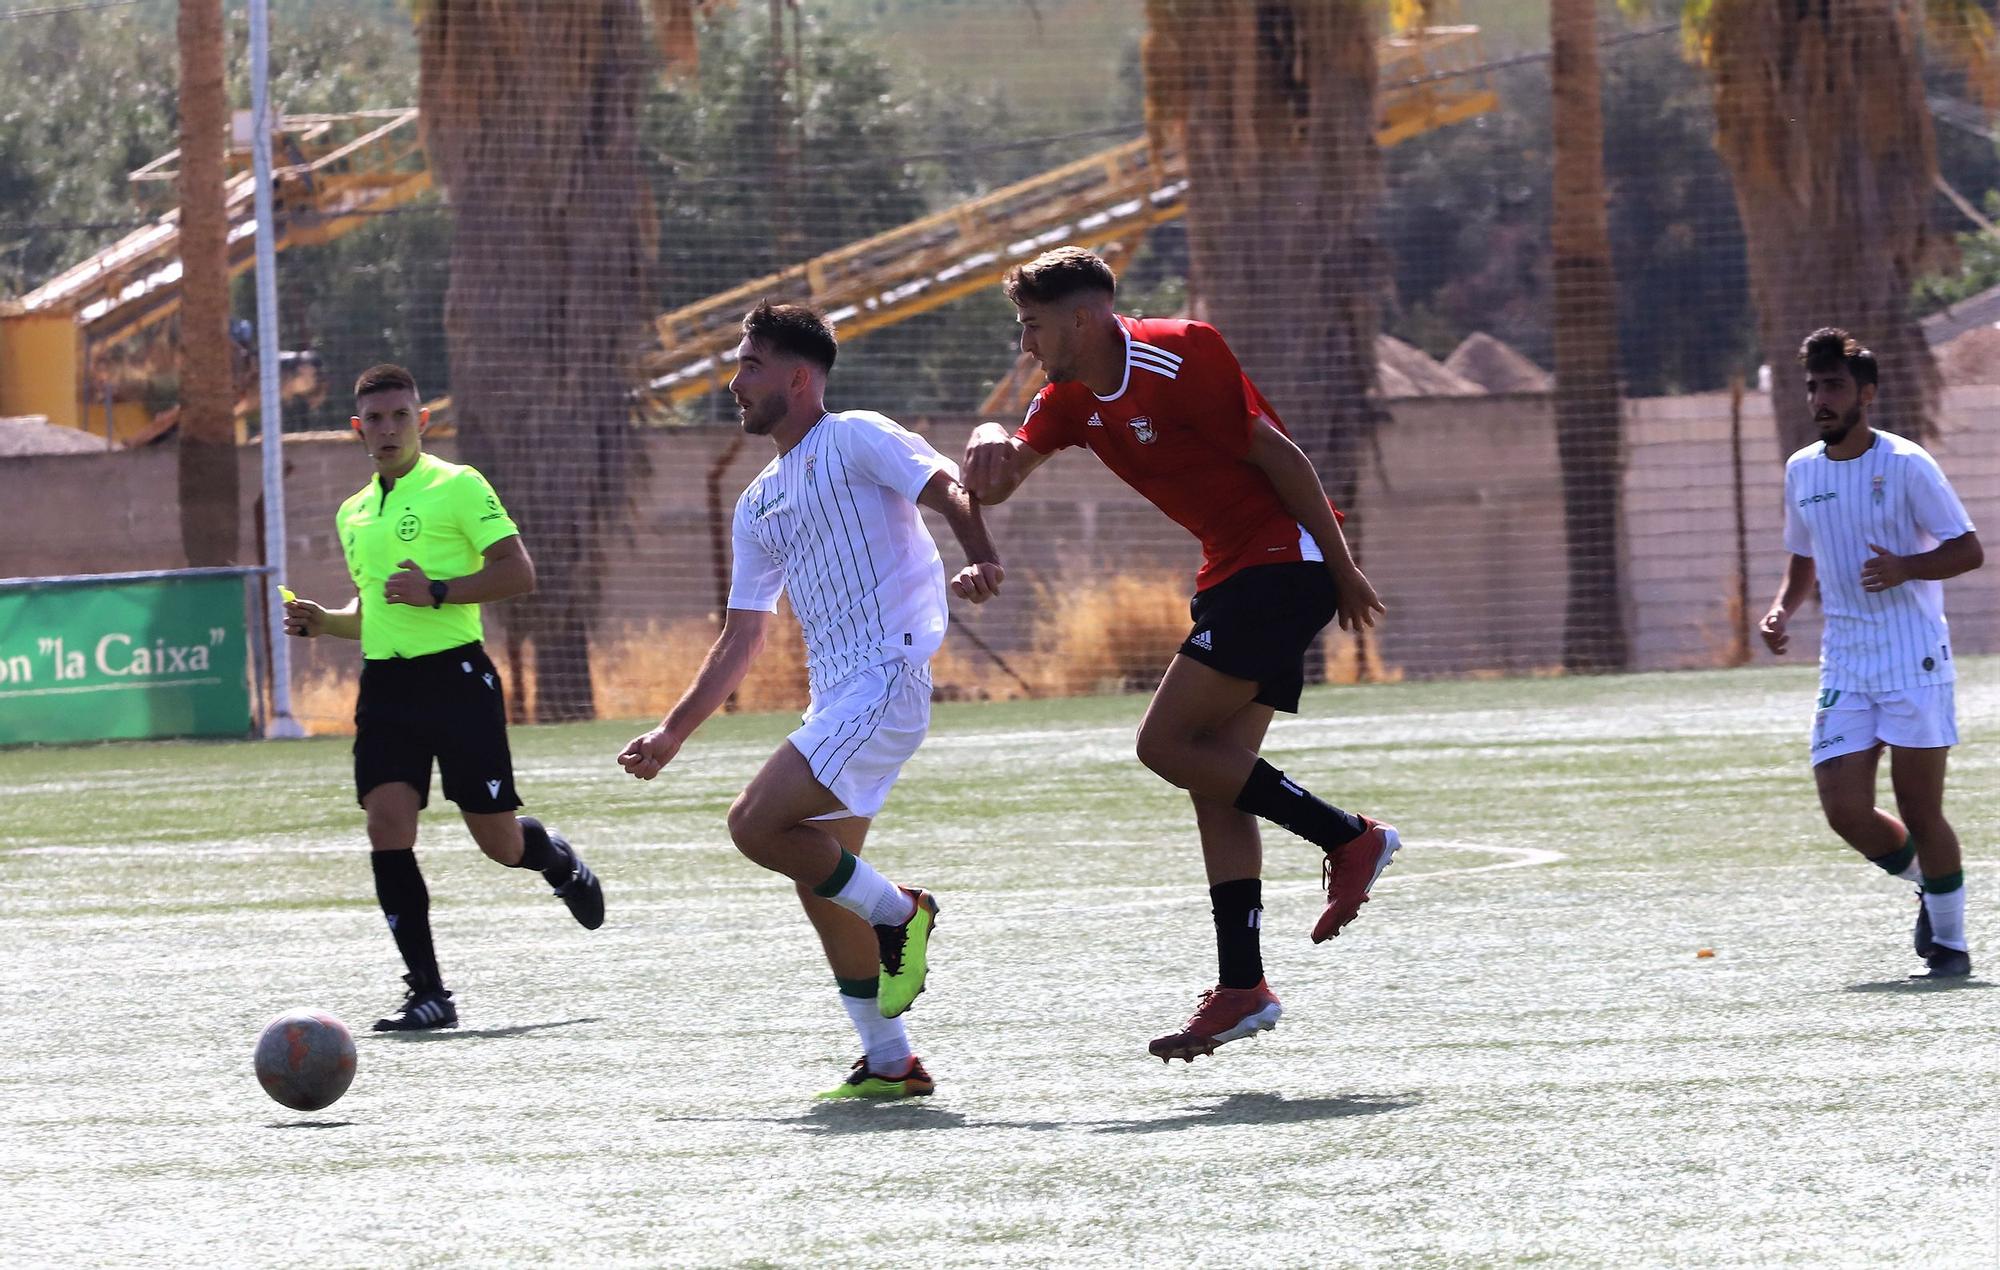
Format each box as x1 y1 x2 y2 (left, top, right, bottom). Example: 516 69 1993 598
964 246 1399 1063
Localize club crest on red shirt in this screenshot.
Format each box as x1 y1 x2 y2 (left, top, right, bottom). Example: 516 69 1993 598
1128 416 1157 444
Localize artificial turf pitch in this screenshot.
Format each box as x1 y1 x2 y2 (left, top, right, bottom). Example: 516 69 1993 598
2 662 1995 1266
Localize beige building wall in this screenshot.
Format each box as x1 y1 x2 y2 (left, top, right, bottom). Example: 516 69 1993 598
3 389 1992 690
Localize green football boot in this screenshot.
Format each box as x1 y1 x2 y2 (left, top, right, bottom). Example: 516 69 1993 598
816 1056 935 1100
875 887 938 1018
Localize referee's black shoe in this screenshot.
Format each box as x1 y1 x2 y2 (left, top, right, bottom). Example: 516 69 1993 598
373 974 457 1031
548 830 605 931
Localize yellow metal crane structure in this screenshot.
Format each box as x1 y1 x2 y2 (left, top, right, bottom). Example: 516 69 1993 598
638 19 1499 416
1 109 429 441
3 17 1495 439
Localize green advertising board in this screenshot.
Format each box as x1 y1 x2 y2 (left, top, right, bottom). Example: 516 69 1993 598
0 571 253 744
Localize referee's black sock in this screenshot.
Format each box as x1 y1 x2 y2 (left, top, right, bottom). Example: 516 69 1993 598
1233 758 1367 852
370 849 443 992
1211 878 1265 990
515 815 576 886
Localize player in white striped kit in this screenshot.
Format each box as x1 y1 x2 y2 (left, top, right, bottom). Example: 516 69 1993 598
619 302 1003 1097
1759 328 1984 979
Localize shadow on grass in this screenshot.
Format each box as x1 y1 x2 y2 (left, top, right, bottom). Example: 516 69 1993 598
657 1103 972 1134
267 1119 356 1130
1084 1091 1417 1135
367 1017 603 1042
659 1092 1415 1136
788 1101 971 1134
1843 978 1993 994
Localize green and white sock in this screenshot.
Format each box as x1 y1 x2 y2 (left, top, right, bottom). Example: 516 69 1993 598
1869 837 1923 883
838 977 912 1071
1921 872 1968 952
813 850 916 927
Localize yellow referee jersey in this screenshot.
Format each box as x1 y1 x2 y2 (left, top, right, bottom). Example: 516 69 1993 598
335 453 520 659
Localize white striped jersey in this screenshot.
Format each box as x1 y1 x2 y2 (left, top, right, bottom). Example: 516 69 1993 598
730 410 955 695
1782 429 1976 692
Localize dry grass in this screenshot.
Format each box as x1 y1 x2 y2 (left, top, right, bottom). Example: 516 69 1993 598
1321 626 1404 684
930 629 1036 703
285 606 813 738
1706 588 1754 669
283 571 1389 732
291 663 361 737
1026 570 1190 697
589 609 809 721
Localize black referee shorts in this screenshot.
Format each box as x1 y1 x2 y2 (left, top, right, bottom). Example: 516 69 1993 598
1179 561 1339 713
353 642 521 813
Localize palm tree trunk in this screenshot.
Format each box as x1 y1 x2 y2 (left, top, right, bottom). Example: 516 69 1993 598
176 0 237 565
1701 0 1941 455
1550 0 1628 671
417 1 654 721
1143 0 1385 509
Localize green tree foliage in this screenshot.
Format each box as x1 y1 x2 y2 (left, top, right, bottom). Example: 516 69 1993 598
642 9 1125 419
1914 192 2000 311
1 1 436 429
1385 32 1756 397
0 10 181 294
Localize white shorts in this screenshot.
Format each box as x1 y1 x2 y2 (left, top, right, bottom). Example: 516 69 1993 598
1810 683 1957 766
789 659 932 820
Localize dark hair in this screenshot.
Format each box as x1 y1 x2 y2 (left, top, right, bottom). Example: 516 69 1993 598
741 301 837 372
354 363 419 402
1003 245 1117 307
1797 327 1878 388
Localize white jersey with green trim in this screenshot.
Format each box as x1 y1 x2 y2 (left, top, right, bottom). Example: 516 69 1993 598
1782 429 1975 692
729 410 954 695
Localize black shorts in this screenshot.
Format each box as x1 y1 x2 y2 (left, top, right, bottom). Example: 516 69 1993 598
353 642 521 813
1180 561 1339 713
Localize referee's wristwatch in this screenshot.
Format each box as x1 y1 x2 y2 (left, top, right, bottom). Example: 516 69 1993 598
428 579 449 609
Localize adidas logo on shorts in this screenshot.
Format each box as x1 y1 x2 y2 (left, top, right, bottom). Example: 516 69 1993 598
1189 630 1213 650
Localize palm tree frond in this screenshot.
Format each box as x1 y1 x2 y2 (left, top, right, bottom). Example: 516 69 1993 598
1925 0 2000 111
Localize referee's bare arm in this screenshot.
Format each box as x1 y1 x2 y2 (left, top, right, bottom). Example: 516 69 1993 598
283 595 361 640
618 608 770 781
962 423 1048 505
383 535 536 607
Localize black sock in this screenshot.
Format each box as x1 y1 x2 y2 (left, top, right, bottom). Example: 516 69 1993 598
1232 759 1366 852
1211 878 1264 989
370 849 442 992
515 815 575 885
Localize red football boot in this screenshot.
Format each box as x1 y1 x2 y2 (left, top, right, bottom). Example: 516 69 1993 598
1147 980 1283 1063
1312 819 1401 943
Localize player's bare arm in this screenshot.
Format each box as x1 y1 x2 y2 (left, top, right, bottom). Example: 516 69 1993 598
384 535 536 607
1860 532 1984 593
1242 417 1385 631
1759 553 1816 655
916 469 1005 603
283 594 362 640
618 607 771 780
961 422 1049 505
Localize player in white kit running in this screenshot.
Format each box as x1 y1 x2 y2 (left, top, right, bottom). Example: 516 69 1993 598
619 302 1004 1096
1759 328 1984 979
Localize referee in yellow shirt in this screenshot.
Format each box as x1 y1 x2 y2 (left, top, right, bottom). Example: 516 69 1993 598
284 364 605 1031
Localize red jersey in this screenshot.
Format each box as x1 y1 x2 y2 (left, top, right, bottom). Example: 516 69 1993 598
1015 314 1338 591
